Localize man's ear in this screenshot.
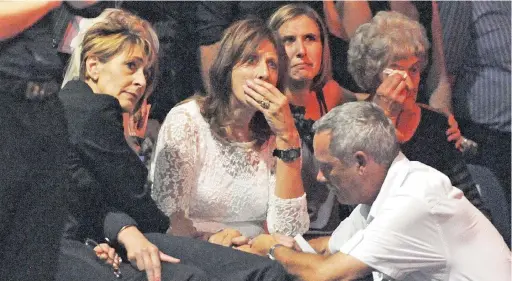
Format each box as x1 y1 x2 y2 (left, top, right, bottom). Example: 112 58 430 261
354 151 368 175
85 56 101 82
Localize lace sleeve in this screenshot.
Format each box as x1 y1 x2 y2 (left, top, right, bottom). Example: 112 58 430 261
267 193 310 236
151 106 199 218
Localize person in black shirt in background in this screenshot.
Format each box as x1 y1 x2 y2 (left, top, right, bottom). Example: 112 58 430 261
0 2 101 280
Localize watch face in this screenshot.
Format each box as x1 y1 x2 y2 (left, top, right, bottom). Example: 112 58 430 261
282 148 301 162
288 150 300 159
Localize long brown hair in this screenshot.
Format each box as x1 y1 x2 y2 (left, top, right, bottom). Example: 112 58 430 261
199 18 288 147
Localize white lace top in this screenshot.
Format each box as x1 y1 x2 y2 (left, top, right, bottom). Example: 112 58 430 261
150 100 309 237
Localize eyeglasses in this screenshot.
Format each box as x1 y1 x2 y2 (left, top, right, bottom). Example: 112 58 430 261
85 238 122 278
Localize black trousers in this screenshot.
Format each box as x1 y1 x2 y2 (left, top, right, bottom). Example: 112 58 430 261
57 233 294 281
0 89 69 281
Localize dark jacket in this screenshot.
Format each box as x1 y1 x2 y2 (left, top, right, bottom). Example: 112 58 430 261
59 80 169 243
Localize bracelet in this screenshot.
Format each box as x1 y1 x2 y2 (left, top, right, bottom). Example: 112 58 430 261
118 224 136 234
268 243 285 260
116 224 136 241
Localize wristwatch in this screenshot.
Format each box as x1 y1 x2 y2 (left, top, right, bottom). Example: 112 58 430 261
268 243 285 260
272 148 301 162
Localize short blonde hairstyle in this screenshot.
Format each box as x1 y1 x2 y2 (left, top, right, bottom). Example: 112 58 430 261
348 11 430 93
268 3 332 92
66 9 159 113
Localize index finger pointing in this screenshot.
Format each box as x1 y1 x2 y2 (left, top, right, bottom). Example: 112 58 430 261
159 252 180 264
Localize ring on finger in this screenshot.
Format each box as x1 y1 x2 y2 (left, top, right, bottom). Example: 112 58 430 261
375 94 393 106
259 98 271 109
376 93 391 101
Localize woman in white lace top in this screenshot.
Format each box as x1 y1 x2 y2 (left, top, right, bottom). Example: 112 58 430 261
150 18 309 244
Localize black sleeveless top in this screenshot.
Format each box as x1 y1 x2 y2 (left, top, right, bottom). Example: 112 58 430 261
291 90 328 151
291 90 347 233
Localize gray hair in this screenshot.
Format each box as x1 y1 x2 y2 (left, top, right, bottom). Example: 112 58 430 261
347 11 430 93
268 3 332 92
312 101 399 166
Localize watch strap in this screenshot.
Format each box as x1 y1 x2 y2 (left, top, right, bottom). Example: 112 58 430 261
268 243 285 260
272 147 301 162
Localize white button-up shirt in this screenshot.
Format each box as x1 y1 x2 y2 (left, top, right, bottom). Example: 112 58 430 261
329 152 511 281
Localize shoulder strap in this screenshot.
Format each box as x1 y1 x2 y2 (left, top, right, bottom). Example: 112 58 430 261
315 89 328 116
